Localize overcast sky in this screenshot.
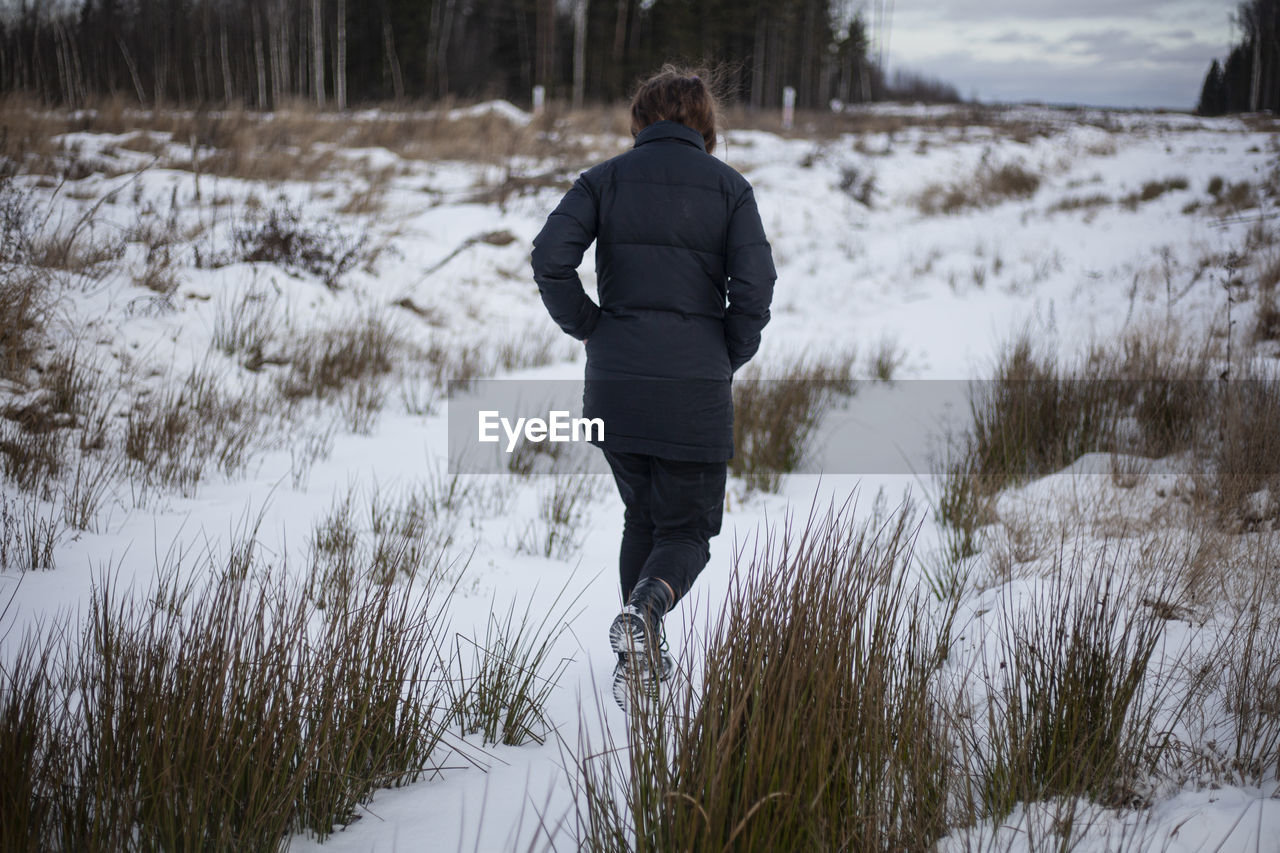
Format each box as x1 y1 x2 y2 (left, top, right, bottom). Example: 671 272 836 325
882 0 1237 109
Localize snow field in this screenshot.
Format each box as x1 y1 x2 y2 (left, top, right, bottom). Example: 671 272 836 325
1 101 1279 850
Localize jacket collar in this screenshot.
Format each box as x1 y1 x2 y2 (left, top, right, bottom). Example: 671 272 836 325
634 120 707 152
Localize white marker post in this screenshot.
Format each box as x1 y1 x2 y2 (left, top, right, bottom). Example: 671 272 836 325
782 86 796 131
532 85 546 117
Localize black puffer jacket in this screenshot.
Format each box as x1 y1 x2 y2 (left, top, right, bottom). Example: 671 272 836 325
531 120 776 461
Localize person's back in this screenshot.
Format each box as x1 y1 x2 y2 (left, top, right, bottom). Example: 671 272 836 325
587 120 756 383
530 66 776 709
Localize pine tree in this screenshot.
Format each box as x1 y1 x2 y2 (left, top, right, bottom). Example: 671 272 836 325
1223 44 1254 112
1196 58 1226 115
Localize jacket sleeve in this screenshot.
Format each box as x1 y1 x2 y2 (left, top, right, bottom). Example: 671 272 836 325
531 176 601 341
724 186 776 371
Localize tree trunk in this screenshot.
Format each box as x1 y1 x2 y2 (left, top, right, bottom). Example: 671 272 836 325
276 0 290 97
572 0 586 108
253 5 268 108
297 6 307 100
312 0 325 106
800 0 815 106
153 28 166 104
382 4 404 100
267 3 280 103
53 21 71 104
69 21 85 105
536 0 554 90
1253 35 1262 112
206 8 220 103
221 23 234 104
612 0 628 94
335 0 346 109
752 10 766 109
117 36 146 105
436 0 455 100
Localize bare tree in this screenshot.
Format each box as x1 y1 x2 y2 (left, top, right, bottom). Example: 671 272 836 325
434 0 455 100
117 36 146 105
335 0 346 110
536 0 555 91
220 18 233 103
251 3 267 107
572 0 586 108
381 2 404 100
312 0 325 106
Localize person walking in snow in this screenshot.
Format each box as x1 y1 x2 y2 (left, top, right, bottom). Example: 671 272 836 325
530 66 776 706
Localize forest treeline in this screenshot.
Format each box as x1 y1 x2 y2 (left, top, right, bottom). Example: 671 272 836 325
1197 0 1280 114
0 0 958 110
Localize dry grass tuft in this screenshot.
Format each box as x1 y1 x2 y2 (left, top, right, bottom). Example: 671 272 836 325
447 581 580 747
0 492 62 570
233 199 370 289
1048 192 1112 215
1120 176 1190 209
0 271 44 382
514 470 601 559
212 280 287 371
277 311 398 403
0 535 456 849
1213 375 1280 529
935 322 1280 542
731 350 857 492
572 498 954 851
918 160 1041 215
970 552 1179 817
0 421 65 498
1208 179 1259 215
1206 557 1280 783
124 363 266 500
966 335 1117 489
0 176 49 380
1256 288 1280 343
337 165 395 216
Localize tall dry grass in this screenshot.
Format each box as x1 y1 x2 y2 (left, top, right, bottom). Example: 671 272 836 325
966 336 1117 488
232 199 370 290
917 160 1041 215
968 551 1178 818
0 174 48 382
572 498 956 852
1213 374 1280 527
731 350 857 492
0 507 571 850
0 549 454 849
515 470 602 559
124 362 267 500
0 96 616 187
277 310 398 403
935 327 1279 554
448 581 582 747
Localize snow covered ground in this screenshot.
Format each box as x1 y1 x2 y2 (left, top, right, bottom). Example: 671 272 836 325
2 101 1278 851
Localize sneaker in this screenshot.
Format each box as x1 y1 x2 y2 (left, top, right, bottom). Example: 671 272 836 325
612 656 659 711
608 606 676 679
609 577 675 681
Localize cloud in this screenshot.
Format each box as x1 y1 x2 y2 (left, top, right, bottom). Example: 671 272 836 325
898 49 1209 108
990 30 1049 45
1061 28 1156 61
901 0 1230 24
1054 28 1220 65
885 0 1235 107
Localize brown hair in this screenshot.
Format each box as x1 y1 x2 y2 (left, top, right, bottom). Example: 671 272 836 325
629 65 718 155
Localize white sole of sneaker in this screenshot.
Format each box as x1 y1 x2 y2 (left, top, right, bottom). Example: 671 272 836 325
609 607 649 658
611 661 659 712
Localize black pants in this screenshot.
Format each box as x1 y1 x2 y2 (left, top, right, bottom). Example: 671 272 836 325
601 449 727 605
